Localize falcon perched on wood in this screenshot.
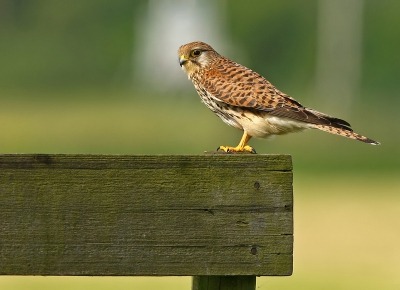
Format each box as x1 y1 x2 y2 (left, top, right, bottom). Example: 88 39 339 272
178 41 380 153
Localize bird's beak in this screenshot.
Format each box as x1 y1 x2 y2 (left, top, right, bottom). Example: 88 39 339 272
179 54 188 67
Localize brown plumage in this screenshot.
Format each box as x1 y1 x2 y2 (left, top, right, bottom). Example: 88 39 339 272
178 41 380 153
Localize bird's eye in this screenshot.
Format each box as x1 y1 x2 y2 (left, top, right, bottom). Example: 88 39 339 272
191 50 202 57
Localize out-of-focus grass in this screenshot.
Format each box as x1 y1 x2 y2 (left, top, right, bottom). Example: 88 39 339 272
0 89 398 289
0 277 191 290
0 89 228 154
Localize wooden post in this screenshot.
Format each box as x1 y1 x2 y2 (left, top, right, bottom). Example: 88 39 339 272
0 154 293 287
192 276 256 290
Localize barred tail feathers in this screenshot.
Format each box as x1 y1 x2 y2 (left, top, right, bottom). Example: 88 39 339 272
314 124 380 145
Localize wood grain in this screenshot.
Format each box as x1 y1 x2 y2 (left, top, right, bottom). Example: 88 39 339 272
0 154 293 276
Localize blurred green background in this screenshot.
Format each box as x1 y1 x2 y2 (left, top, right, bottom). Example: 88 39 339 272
0 0 399 289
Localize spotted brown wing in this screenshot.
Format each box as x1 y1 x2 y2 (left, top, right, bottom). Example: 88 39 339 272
199 57 352 130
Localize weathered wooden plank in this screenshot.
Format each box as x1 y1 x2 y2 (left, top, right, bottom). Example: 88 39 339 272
0 154 292 170
0 154 293 276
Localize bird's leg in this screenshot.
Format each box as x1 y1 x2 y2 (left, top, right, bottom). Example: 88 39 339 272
218 131 256 153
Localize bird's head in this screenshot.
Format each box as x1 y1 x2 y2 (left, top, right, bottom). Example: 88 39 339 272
178 41 219 76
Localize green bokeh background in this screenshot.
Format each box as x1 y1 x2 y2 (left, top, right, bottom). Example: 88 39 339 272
0 0 399 289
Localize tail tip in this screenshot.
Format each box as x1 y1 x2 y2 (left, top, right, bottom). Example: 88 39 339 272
365 139 380 145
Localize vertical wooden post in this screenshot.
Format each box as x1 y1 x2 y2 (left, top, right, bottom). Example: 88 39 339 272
192 276 256 290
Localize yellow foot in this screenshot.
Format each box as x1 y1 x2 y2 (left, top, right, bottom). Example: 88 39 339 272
217 145 256 154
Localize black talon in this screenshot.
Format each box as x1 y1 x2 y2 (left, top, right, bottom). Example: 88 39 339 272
251 147 257 154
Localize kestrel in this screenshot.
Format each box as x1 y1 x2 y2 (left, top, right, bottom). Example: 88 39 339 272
178 41 380 153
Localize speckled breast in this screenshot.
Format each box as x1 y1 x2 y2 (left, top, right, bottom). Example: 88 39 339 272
191 77 244 131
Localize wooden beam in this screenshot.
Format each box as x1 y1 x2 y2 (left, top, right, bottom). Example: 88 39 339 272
0 154 293 276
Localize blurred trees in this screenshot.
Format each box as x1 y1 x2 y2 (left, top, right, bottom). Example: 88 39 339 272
0 0 142 91
315 0 364 115
226 0 318 95
0 0 398 102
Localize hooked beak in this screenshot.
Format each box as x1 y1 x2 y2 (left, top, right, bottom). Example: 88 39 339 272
179 54 188 67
